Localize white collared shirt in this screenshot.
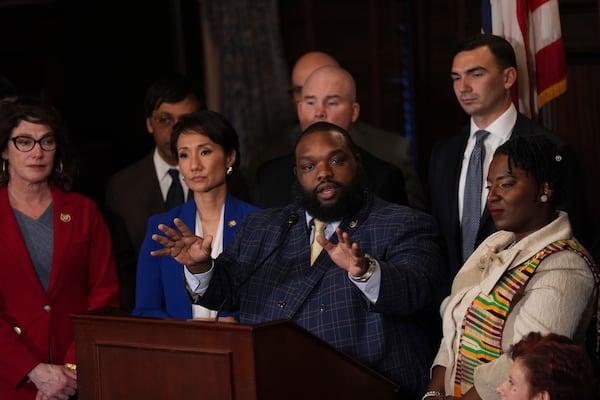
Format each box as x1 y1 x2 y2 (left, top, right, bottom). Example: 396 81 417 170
458 104 516 222
153 148 189 202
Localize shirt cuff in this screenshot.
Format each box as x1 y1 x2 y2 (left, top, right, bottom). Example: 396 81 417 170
184 259 214 296
348 260 381 303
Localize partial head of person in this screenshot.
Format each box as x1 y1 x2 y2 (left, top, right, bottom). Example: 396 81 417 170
496 331 596 400
144 72 206 165
0 74 17 102
170 110 239 195
293 121 367 222
297 66 360 133
451 33 517 127
289 51 340 104
0 96 75 191
487 135 563 241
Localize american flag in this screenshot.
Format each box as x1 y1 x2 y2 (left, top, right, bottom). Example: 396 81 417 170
482 0 567 118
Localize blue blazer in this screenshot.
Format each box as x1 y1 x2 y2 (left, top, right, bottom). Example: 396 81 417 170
199 195 444 397
133 193 260 319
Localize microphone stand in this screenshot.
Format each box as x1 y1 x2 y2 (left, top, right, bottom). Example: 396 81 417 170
213 211 300 321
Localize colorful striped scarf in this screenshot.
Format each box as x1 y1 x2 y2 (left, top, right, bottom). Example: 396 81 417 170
454 239 599 396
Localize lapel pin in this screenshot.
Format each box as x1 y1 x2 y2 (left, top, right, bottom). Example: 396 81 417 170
60 213 72 223
349 220 358 228
228 220 237 228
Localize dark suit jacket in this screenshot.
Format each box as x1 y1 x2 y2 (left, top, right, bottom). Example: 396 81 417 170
0 185 120 399
133 193 260 319
104 151 170 311
253 147 409 208
428 112 588 280
199 196 444 398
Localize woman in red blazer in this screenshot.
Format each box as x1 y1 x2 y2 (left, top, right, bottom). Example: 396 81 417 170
0 97 120 399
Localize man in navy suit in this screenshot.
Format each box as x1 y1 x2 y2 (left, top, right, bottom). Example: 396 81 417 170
428 33 587 281
151 122 445 399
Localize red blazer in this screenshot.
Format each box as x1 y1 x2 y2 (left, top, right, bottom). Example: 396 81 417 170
0 185 120 399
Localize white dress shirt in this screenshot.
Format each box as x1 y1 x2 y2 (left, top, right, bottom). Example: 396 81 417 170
458 104 516 223
153 149 189 202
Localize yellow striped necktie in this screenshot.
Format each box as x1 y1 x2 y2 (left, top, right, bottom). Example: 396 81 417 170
310 219 327 265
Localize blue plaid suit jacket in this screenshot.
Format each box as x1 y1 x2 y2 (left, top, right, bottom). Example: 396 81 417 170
201 195 444 398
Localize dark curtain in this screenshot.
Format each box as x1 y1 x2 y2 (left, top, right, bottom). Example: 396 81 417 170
200 0 295 185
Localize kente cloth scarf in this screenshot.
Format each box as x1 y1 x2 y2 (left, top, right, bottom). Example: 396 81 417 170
453 239 599 396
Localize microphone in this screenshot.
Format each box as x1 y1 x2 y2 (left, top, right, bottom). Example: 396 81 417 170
214 211 299 320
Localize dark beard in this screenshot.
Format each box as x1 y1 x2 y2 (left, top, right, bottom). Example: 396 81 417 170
293 167 369 222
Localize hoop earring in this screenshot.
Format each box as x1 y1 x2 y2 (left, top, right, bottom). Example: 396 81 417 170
55 160 63 175
226 166 233 176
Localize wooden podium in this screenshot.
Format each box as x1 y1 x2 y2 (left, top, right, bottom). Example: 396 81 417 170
72 311 400 399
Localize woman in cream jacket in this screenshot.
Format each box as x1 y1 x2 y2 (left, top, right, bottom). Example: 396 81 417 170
425 135 597 400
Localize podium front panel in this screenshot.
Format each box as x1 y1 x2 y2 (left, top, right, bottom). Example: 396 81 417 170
73 312 400 400
93 342 234 398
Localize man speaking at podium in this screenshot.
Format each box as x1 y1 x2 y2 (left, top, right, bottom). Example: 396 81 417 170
148 122 445 399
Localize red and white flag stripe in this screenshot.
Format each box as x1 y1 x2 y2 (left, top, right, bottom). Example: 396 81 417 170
485 0 567 118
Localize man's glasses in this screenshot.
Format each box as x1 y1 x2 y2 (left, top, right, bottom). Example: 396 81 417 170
153 115 177 128
11 136 57 152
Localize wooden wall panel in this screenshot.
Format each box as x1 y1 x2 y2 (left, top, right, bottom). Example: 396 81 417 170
555 64 600 227
411 0 480 183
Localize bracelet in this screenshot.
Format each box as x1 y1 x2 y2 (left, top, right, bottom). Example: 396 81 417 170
64 363 77 373
349 254 377 282
421 391 443 400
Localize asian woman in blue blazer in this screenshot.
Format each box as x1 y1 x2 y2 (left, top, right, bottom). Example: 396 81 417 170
133 110 260 320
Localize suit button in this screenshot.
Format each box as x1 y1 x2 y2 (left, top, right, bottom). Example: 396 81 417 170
43 305 51 312
14 326 22 335
319 304 327 312
278 301 286 309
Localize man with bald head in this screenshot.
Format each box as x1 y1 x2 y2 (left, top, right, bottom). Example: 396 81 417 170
288 51 339 104
254 62 410 208
297 65 360 131
259 52 340 162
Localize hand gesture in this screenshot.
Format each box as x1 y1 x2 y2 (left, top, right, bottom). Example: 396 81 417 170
317 227 370 276
150 218 213 268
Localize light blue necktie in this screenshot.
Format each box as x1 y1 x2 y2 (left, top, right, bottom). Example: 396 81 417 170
462 130 490 262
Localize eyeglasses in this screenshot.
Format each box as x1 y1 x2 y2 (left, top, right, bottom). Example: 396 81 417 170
287 85 302 99
153 115 176 128
11 135 57 152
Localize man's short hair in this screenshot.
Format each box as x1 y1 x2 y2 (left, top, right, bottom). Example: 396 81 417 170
296 121 359 155
453 33 517 71
144 72 206 117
